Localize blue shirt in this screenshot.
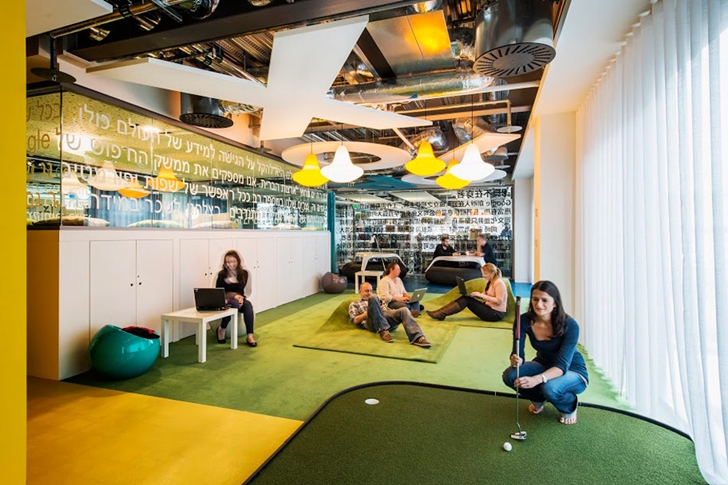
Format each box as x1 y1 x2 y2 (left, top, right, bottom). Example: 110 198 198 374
513 313 589 382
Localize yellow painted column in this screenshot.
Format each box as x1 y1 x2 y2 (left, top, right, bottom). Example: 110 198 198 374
0 3 27 484
532 116 541 282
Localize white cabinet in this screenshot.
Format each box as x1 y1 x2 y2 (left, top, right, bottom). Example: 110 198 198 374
235 236 275 312
90 239 174 336
275 235 305 306
301 232 332 295
179 237 233 309
27 229 331 380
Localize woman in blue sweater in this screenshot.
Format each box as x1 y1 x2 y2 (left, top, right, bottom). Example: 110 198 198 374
502 280 588 424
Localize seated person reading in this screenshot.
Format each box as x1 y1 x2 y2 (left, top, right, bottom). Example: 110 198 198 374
349 282 431 348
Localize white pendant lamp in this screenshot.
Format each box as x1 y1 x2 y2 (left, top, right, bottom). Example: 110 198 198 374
449 143 495 181
320 145 363 183
87 161 129 191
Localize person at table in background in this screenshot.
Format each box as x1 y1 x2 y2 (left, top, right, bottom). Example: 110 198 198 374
377 261 422 316
215 249 257 347
426 263 507 322
433 235 461 258
471 233 497 265
502 280 588 425
349 282 431 348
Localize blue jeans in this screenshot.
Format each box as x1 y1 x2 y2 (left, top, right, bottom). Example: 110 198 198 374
366 296 424 343
502 362 587 414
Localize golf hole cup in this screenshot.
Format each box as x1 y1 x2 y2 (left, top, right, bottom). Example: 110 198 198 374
503 442 512 452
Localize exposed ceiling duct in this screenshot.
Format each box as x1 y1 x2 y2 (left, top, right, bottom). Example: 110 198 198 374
400 127 449 155
473 0 557 78
452 117 496 144
329 70 495 105
179 93 233 129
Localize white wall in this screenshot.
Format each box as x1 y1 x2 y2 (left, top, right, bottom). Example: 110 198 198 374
513 177 533 283
536 112 576 312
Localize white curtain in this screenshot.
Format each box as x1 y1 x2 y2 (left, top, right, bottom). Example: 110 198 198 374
576 0 727 482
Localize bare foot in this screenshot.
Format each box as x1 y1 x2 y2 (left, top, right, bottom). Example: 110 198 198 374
559 410 577 424
528 402 545 414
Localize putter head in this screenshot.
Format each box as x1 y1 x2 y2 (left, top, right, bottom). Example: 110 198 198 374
510 431 528 441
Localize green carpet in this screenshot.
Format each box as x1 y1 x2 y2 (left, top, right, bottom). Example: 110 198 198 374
67 291 630 421
424 277 517 329
292 297 458 363
248 384 705 485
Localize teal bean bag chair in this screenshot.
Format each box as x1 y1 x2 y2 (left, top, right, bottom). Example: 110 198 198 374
88 325 160 379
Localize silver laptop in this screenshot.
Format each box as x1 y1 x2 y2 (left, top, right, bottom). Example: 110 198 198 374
409 288 427 303
194 288 228 312
455 277 486 303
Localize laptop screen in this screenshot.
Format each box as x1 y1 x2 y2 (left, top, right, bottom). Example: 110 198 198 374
194 288 227 312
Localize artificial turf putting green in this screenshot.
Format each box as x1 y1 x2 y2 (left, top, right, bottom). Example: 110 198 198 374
247 383 705 485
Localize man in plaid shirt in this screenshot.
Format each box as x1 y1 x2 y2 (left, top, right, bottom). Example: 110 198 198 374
348 282 431 348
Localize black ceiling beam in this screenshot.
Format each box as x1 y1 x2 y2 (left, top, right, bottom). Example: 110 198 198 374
67 0 425 62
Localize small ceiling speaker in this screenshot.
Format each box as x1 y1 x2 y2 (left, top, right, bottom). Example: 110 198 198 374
180 93 233 128
473 0 557 78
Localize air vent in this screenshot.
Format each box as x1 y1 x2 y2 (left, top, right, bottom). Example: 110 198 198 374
473 0 556 78
179 94 233 129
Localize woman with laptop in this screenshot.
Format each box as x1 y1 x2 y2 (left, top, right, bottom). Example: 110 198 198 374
215 249 257 347
377 262 423 317
426 263 507 322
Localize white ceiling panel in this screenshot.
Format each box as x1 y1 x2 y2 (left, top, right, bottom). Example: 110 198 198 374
87 15 430 141
440 132 521 161
390 191 440 203
27 0 112 38
341 194 393 204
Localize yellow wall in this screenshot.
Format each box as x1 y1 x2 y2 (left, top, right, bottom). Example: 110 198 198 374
1 4 27 483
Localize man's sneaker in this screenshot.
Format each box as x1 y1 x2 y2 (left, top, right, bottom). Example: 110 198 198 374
378 329 394 342
412 336 432 348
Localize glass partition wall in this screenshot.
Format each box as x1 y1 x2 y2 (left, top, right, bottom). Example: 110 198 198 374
26 88 328 230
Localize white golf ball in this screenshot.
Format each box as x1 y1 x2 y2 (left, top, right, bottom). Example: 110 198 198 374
364 398 379 405
503 442 512 452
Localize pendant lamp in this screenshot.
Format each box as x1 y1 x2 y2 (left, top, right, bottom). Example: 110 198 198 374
118 178 150 198
436 159 471 190
87 161 129 191
405 140 446 176
148 166 185 192
292 153 329 187
60 171 88 199
449 143 495 181
320 145 363 183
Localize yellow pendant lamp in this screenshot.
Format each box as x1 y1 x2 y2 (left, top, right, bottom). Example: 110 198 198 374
149 166 185 192
118 178 150 198
405 140 446 176
436 159 471 190
292 153 329 187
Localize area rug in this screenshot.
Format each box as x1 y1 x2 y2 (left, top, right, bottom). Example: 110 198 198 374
293 297 458 363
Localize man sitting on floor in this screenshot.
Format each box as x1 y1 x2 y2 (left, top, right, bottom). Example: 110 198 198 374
348 282 431 348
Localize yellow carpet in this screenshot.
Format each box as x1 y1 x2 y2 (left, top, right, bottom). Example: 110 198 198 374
27 377 301 485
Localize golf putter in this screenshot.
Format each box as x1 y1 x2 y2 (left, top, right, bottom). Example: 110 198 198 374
511 296 527 441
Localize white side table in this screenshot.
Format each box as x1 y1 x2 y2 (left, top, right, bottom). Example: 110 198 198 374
355 270 384 293
160 307 238 363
